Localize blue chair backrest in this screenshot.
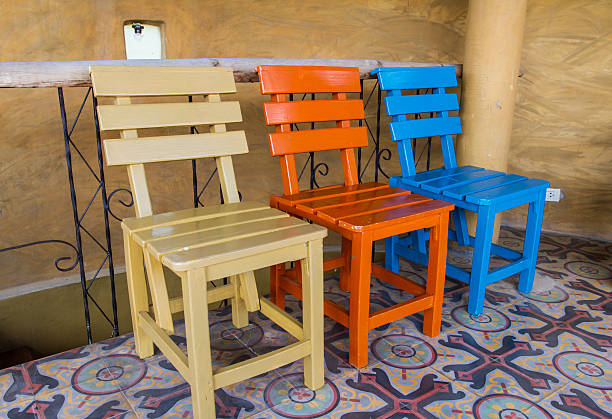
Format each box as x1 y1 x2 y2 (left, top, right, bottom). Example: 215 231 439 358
373 67 462 176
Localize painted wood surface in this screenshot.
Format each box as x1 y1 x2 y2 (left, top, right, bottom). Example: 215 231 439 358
261 65 454 368
376 66 549 315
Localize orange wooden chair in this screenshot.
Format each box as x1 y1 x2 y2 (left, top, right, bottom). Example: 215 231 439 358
257 65 455 368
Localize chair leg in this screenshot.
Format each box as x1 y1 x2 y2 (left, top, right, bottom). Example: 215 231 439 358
348 232 373 369
423 211 450 336
229 275 249 329
270 264 285 310
454 208 470 247
301 238 325 390
182 269 216 419
518 191 546 293
467 206 496 315
123 230 154 358
414 229 427 254
143 250 174 334
385 236 399 274
339 237 351 291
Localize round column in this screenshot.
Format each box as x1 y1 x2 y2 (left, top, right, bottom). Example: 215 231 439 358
458 0 528 239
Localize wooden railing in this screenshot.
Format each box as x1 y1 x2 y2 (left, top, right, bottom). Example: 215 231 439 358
0 58 462 88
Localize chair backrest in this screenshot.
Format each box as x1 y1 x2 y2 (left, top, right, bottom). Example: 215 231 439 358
90 66 247 218
373 66 461 177
257 65 367 195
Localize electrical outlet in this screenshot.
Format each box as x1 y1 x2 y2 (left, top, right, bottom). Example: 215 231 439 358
545 188 562 202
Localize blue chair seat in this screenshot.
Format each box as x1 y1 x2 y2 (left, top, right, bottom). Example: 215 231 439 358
374 66 549 315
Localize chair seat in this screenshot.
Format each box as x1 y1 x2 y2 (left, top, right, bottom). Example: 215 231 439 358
271 182 454 233
395 166 549 206
122 201 326 272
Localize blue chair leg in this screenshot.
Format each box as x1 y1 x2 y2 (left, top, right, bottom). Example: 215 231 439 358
467 205 495 315
385 236 400 273
518 190 546 293
454 208 470 247
414 229 427 253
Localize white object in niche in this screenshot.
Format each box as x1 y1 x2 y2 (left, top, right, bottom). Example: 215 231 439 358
123 22 163 59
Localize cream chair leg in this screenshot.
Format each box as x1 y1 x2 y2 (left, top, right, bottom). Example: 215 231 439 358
301 238 325 390
123 230 154 358
143 250 174 334
182 268 216 419
229 275 249 328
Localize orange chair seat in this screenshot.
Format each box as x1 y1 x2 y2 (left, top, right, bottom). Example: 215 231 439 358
272 182 452 234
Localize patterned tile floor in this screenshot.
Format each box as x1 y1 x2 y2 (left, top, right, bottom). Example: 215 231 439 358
1 227 611 418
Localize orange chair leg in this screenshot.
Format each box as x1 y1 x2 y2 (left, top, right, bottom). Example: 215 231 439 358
348 232 373 368
423 212 450 336
270 264 286 310
339 237 351 292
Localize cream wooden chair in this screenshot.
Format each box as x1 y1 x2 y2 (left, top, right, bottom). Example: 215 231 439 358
90 66 327 418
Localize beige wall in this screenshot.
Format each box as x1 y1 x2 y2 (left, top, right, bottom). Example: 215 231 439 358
0 0 610 297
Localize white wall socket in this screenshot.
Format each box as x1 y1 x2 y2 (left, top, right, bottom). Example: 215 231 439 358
545 188 563 202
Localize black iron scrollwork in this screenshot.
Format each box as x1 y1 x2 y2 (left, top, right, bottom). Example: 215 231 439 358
0 240 80 272
107 188 134 221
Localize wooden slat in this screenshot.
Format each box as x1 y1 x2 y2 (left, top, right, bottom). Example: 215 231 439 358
297 187 411 213
90 65 236 96
139 311 191 382
133 208 286 246
465 178 549 206
213 341 311 389
338 200 453 232
318 194 431 224
269 126 367 156
390 116 462 141
443 174 526 200
420 170 504 194
104 131 248 166
323 299 350 327
374 66 458 90
207 284 235 303
323 256 345 271
207 243 307 282
400 166 483 187
368 294 434 329
257 65 361 94
263 100 364 125
385 93 458 115
371 264 425 296
162 224 327 271
149 217 307 258
98 101 242 131
276 182 387 206
122 201 268 233
259 297 304 340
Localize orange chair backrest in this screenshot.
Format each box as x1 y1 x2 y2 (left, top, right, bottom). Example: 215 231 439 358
258 66 367 195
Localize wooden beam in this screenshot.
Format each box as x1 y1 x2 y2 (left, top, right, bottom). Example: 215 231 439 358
213 340 310 389
138 311 191 382
0 58 462 88
259 297 304 340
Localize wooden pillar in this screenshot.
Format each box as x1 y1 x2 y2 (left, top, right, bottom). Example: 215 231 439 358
458 0 527 240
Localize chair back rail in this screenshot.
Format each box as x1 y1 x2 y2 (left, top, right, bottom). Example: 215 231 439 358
258 65 366 195
90 65 247 218
374 66 460 176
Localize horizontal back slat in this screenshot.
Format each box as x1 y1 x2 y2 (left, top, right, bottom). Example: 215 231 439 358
269 126 367 156
385 93 458 115
104 131 248 166
97 101 242 131
90 66 236 96
263 99 364 125
390 116 462 140
258 65 361 94
375 66 457 90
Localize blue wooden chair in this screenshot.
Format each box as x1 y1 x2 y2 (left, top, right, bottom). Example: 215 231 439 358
372 66 549 315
